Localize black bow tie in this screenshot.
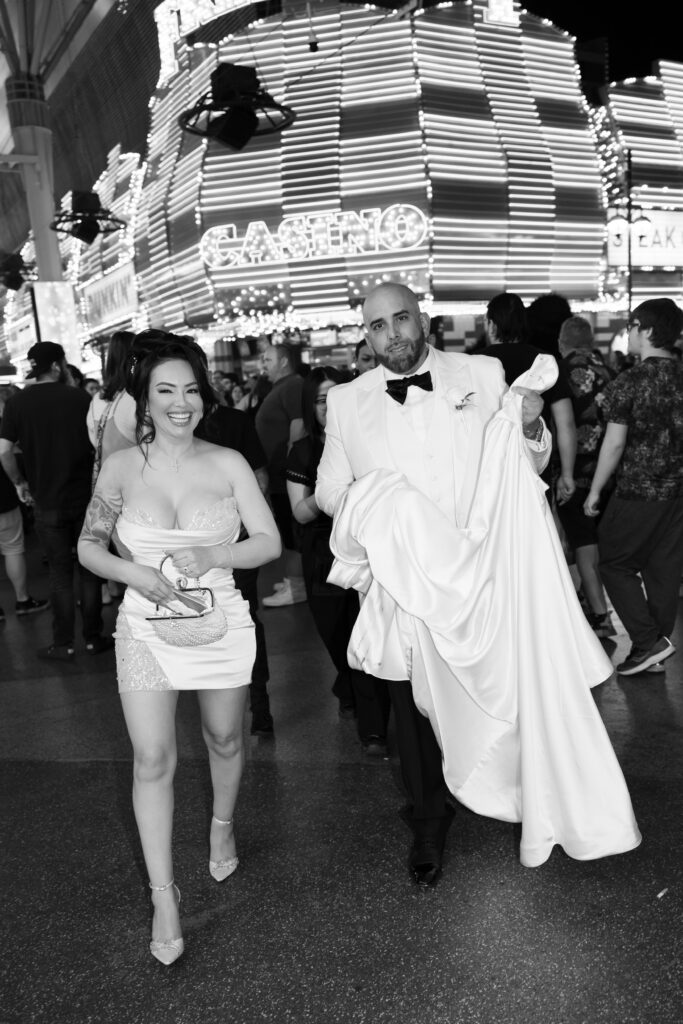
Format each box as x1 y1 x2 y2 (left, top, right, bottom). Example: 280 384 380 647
385 370 433 405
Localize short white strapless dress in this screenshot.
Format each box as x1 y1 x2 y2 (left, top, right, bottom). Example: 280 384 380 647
114 497 255 693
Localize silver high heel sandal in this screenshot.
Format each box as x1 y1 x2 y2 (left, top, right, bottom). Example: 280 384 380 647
209 816 239 882
149 879 184 965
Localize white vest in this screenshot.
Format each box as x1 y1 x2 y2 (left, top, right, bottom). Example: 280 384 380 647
385 362 458 524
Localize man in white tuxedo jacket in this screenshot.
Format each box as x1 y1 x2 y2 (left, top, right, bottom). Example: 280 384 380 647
315 283 550 886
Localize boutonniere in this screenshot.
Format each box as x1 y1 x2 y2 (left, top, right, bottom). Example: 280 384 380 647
446 387 476 412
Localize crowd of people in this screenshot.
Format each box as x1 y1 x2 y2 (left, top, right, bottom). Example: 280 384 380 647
0 285 681 965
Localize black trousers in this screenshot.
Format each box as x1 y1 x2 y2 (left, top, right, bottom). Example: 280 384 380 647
233 566 270 716
598 494 683 650
301 531 390 742
34 504 103 647
389 679 453 836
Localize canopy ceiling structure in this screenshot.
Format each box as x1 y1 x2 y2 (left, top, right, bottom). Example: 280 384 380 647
0 0 160 254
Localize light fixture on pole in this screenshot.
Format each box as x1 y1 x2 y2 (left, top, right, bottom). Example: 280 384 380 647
178 64 296 151
606 149 650 315
307 3 319 51
0 252 28 290
50 191 126 246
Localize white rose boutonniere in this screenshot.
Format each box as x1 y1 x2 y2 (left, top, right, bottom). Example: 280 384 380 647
446 386 476 412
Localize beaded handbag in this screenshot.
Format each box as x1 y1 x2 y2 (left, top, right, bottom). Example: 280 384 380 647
145 557 228 648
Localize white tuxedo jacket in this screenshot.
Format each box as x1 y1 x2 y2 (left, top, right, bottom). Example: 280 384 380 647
316 348 550 527
323 355 640 866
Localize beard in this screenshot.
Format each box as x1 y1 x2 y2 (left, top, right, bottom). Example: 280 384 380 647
373 334 427 375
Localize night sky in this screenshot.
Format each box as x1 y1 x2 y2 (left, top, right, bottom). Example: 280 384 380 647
521 1 683 83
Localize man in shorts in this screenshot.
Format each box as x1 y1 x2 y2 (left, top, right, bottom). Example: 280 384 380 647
0 342 110 660
0 463 48 622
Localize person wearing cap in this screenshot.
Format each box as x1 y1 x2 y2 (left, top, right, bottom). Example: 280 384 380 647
0 341 112 661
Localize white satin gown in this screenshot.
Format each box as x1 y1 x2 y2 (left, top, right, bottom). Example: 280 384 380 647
114 496 255 692
328 356 641 867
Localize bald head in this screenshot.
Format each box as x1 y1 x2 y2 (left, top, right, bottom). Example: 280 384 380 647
362 283 430 375
362 283 422 327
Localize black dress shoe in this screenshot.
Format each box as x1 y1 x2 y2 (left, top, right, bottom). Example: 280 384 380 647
409 838 442 887
251 712 274 736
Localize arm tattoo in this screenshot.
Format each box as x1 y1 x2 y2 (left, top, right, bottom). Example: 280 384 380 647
80 493 122 548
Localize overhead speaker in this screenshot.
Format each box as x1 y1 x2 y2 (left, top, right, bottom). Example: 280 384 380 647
207 107 259 151
178 63 296 151
50 190 126 245
70 216 101 245
210 64 259 105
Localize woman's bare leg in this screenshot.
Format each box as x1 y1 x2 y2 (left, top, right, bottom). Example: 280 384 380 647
120 690 180 943
575 544 609 615
197 686 249 865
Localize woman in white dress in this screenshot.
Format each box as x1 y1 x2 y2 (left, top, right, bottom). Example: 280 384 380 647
86 330 138 475
78 331 281 966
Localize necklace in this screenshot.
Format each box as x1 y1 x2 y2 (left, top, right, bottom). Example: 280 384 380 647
148 447 191 472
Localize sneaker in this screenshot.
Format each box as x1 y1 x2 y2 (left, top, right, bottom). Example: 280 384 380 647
38 644 75 662
85 635 115 655
616 636 675 676
262 578 307 607
15 596 49 617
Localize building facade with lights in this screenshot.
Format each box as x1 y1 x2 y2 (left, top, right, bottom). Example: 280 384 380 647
597 61 683 311
4 0 683 375
134 0 605 341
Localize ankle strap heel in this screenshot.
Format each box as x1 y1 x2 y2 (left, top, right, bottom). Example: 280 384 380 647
148 880 183 966
149 879 175 892
209 816 239 882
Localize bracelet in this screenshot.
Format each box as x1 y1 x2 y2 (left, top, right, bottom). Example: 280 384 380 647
523 418 544 443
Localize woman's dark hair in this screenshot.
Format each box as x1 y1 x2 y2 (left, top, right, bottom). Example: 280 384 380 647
486 293 527 345
127 329 217 446
301 365 349 439
526 293 572 355
101 330 135 401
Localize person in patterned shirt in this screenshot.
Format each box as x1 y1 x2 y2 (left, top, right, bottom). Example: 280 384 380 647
584 298 683 676
557 316 616 638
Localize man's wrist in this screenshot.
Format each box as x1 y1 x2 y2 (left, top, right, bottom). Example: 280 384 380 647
522 418 544 442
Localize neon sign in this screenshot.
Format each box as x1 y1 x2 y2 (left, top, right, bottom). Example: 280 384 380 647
199 204 428 269
155 0 254 85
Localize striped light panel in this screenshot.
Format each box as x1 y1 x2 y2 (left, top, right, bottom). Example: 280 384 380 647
130 0 604 333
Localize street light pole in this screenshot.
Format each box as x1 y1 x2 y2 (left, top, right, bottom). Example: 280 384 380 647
626 148 633 317
5 73 63 282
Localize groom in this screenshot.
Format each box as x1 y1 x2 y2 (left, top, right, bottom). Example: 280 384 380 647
315 283 550 886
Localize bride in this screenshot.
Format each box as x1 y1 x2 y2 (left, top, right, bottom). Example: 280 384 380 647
78 330 281 965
